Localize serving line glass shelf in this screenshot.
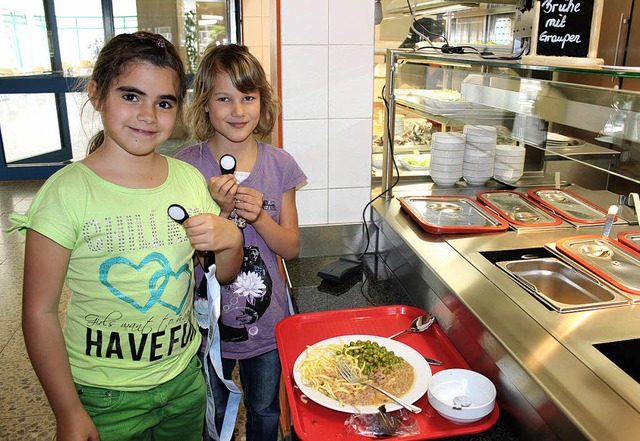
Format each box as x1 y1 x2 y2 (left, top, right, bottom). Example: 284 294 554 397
380 49 640 197
386 49 640 79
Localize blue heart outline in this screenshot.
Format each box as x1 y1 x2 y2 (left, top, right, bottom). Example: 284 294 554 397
99 252 192 314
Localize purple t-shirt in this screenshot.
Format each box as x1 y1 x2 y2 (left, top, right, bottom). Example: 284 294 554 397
174 141 307 359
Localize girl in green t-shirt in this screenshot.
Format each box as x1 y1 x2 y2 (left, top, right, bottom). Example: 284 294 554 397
13 32 242 441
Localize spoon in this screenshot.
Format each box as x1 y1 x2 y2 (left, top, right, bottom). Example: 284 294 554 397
388 312 435 339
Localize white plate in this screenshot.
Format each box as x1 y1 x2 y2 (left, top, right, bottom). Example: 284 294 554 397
293 334 431 414
547 133 571 145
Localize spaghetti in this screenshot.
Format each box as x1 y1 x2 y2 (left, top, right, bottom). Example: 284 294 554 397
296 339 415 407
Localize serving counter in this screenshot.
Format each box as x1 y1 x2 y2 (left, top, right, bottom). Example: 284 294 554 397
370 183 640 441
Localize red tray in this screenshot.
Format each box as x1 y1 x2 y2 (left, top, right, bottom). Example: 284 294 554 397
476 190 563 228
555 235 640 296
526 187 610 225
275 305 499 441
618 230 640 253
398 195 508 234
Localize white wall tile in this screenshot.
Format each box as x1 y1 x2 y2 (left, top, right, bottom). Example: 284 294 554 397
247 45 264 66
279 0 375 226
328 187 372 223
328 0 375 45
263 0 273 17
262 16 271 46
328 118 373 188
243 16 263 47
328 45 374 119
243 0 262 17
297 189 328 225
261 46 271 83
281 0 328 45
281 46 328 120
283 120 328 190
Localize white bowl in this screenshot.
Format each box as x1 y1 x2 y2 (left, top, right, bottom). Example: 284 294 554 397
463 125 497 138
463 173 493 180
431 149 465 159
431 141 466 152
431 169 462 178
493 159 524 168
494 157 525 166
464 150 495 160
494 172 523 184
432 132 466 144
463 173 492 186
466 137 496 144
427 369 496 424
430 156 464 166
465 143 496 153
430 174 461 186
494 166 524 175
496 145 526 156
464 154 494 162
463 161 494 171
431 163 463 173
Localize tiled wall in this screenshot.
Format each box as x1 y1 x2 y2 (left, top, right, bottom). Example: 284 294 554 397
241 0 272 83
279 0 375 225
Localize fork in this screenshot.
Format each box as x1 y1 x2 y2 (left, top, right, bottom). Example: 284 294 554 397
335 360 422 414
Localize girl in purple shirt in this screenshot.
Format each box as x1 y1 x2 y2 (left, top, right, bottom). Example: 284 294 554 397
175 43 306 441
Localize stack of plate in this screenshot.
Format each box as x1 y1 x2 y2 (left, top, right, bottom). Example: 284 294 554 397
429 132 466 187
546 132 572 147
493 144 525 184
463 125 496 186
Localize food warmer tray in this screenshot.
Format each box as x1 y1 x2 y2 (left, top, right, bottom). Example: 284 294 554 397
618 231 640 253
476 190 564 229
275 305 499 441
527 188 611 225
398 195 509 234
555 235 640 297
496 257 629 313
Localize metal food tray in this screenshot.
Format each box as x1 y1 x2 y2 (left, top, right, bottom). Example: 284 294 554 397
476 190 563 228
555 235 640 297
496 257 629 313
398 195 509 234
527 188 609 225
618 231 640 253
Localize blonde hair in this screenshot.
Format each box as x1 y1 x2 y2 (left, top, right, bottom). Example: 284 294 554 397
186 44 279 141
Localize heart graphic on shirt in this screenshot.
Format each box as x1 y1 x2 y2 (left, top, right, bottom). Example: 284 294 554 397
99 252 192 314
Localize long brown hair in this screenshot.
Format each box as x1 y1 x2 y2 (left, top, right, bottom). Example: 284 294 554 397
85 32 187 154
186 44 280 142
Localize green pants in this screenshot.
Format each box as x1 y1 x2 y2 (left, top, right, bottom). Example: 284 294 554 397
76 356 206 441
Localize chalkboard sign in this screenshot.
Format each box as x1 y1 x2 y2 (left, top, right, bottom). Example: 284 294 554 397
536 0 594 57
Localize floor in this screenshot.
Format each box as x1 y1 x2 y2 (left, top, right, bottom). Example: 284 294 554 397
0 180 254 441
0 180 57 440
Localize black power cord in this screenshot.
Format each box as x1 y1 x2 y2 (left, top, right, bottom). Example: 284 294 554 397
405 0 529 61
356 84 400 260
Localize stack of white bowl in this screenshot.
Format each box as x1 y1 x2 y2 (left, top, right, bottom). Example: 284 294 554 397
429 132 466 187
462 125 497 186
494 144 525 184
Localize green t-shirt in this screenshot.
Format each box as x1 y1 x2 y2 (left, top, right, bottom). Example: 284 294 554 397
15 157 219 390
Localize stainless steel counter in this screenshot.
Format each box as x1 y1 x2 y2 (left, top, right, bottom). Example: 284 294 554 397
371 183 640 441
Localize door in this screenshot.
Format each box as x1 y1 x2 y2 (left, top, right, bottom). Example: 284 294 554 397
0 0 78 180
0 0 242 181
